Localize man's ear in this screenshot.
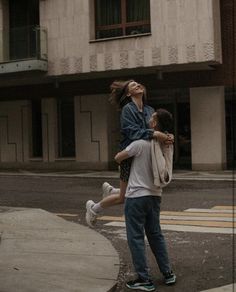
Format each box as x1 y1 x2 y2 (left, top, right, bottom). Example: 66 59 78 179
153 120 158 130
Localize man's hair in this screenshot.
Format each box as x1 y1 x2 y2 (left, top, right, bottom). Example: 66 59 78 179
109 79 147 109
155 108 173 133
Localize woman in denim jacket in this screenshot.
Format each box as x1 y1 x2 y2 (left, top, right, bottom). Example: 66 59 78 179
85 80 174 228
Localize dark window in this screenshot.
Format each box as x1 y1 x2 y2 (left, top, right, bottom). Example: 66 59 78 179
225 88 236 169
95 0 150 39
57 99 75 158
149 88 191 169
31 99 42 158
9 0 39 60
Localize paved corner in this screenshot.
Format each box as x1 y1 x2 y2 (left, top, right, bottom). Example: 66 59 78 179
0 207 120 292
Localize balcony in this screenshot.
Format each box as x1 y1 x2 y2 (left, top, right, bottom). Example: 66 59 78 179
0 26 48 74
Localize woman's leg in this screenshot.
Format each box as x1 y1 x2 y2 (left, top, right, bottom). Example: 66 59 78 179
95 156 132 209
100 180 127 208
85 180 127 227
85 157 131 227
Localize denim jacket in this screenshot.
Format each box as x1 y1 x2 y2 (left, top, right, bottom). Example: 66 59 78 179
120 101 155 150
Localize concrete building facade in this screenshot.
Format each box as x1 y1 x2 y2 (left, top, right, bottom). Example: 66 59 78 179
0 0 235 171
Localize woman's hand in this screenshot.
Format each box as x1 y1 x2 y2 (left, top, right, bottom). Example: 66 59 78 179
153 131 174 144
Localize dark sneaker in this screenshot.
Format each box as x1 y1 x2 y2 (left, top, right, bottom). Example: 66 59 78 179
163 271 176 285
126 278 155 291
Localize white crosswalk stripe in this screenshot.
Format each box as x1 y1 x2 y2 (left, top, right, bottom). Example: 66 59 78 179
200 283 235 292
98 206 235 235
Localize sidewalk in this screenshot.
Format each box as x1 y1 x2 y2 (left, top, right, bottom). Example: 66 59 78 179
0 169 234 181
0 207 119 292
0 172 234 292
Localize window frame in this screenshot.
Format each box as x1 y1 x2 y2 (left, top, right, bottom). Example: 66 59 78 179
94 0 151 40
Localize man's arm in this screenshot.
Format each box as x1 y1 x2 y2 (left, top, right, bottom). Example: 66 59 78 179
115 140 144 164
114 150 130 164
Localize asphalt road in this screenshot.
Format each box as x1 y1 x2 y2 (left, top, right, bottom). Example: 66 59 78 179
0 174 234 292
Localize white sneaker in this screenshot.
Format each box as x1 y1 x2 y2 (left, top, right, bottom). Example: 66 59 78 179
102 182 113 198
85 200 98 228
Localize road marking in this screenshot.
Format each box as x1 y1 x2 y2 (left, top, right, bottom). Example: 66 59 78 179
161 211 233 217
212 206 236 210
185 208 234 213
55 213 78 217
99 216 125 222
200 283 235 291
103 221 234 234
160 219 233 228
98 206 236 234
101 219 233 228
160 215 234 222
54 206 235 234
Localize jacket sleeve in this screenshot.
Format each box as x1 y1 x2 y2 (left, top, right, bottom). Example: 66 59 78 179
121 106 154 141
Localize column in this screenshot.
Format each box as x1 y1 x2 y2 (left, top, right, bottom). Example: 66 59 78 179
190 86 226 170
41 98 58 162
74 94 111 168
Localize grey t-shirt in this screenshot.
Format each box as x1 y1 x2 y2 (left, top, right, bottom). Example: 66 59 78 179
125 140 162 198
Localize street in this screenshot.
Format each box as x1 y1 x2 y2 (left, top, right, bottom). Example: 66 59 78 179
0 174 234 292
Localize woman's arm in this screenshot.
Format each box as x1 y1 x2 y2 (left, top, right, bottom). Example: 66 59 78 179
121 105 174 143
121 106 154 140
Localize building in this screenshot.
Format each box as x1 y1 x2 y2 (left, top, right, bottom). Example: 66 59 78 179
0 0 235 171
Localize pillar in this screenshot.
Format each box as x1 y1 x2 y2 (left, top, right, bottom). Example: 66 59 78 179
74 94 111 169
190 86 226 170
41 98 58 162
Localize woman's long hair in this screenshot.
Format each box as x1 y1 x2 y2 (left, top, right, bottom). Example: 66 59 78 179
109 80 147 109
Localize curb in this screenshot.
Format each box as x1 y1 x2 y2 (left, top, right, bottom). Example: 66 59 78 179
0 171 234 181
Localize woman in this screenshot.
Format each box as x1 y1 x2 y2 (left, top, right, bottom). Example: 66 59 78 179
85 80 174 227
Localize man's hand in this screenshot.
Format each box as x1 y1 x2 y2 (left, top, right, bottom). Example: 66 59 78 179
153 131 174 144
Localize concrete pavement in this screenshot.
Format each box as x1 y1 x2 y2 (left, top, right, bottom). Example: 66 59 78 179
0 169 234 292
0 207 119 292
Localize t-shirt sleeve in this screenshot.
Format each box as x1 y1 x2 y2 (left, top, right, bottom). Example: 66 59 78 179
125 140 143 158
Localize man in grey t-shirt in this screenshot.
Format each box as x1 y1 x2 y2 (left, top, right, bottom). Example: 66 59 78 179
115 109 176 291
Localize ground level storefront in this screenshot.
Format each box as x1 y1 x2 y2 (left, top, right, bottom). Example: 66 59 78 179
0 75 234 171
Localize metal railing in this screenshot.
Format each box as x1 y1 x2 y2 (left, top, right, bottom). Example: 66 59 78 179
1 25 47 62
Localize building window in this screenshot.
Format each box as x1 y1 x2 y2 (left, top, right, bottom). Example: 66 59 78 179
57 98 75 158
9 0 39 60
149 88 191 169
225 88 236 169
95 0 150 39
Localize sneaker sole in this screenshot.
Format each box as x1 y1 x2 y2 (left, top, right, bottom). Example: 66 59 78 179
165 278 176 285
126 284 155 291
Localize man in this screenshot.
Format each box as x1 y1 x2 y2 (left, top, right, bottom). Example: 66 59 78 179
115 109 176 291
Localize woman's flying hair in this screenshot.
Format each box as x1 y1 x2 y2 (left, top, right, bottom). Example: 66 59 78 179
109 80 133 109
109 79 147 109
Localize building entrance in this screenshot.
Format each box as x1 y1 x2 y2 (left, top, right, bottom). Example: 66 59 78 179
149 88 191 169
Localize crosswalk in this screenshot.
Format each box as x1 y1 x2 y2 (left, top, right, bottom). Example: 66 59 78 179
98 206 235 235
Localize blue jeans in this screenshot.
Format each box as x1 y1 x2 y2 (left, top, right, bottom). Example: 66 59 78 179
125 196 171 281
